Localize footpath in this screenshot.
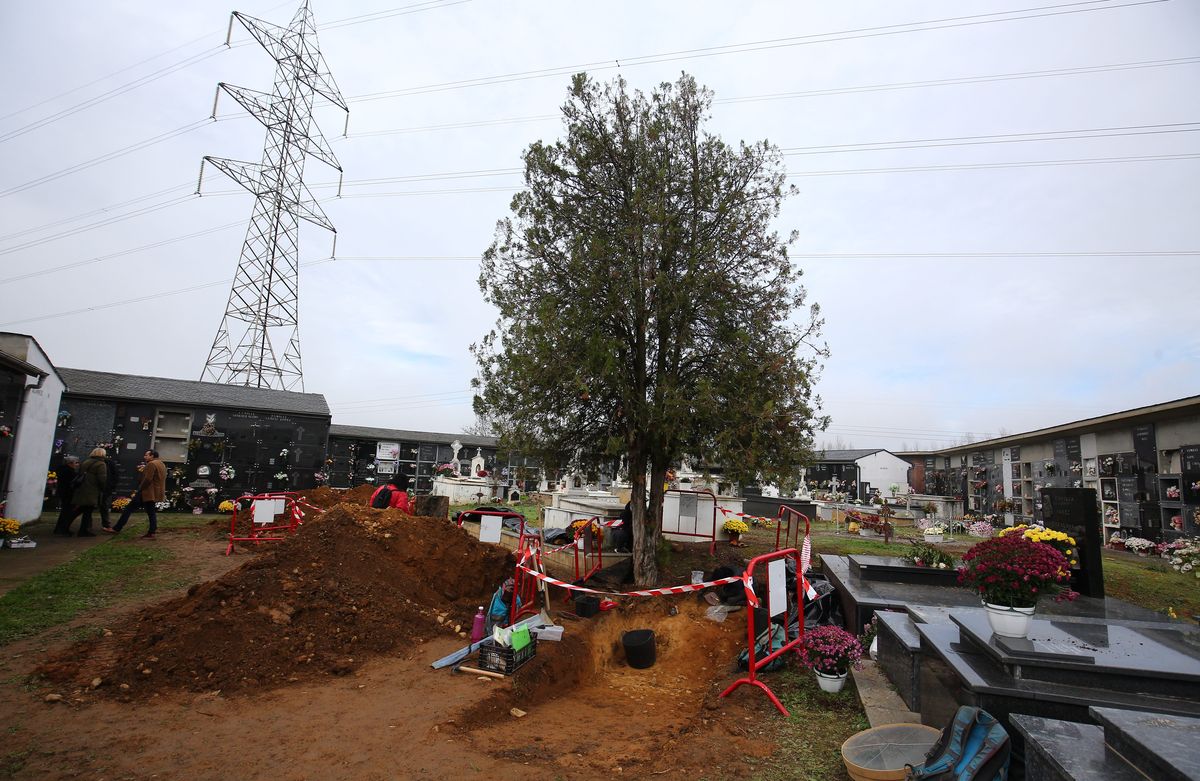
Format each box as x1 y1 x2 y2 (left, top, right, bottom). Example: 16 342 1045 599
0 516 108 598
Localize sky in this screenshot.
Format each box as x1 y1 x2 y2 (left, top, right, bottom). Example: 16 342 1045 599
1 0 1198 452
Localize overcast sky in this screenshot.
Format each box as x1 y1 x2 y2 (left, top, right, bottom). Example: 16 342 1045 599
2 0 1197 451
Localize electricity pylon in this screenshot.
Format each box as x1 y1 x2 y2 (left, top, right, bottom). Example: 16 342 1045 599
198 0 346 391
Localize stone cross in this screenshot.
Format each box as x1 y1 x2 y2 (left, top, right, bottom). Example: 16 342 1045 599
451 439 462 464
829 475 842 494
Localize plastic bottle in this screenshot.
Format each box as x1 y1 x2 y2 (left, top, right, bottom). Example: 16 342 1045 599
470 606 486 643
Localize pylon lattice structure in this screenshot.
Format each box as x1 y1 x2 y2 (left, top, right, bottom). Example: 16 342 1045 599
198 1 346 391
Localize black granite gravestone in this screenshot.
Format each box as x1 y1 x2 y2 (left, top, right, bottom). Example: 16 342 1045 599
1040 487 1104 598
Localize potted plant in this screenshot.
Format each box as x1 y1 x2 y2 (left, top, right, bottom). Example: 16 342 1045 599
958 534 1075 638
800 624 863 693
1108 531 1125 550
902 541 955 570
722 517 749 546
921 501 938 517
922 521 947 543
1123 537 1155 556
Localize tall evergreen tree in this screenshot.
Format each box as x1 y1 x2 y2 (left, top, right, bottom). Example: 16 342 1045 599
474 73 827 585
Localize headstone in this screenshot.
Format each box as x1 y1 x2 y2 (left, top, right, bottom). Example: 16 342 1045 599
1040 487 1104 598
412 494 448 519
470 448 485 477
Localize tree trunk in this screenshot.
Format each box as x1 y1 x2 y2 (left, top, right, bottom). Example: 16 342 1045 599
628 450 656 588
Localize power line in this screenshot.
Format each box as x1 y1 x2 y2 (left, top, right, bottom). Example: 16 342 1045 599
0 1 467 145
0 47 227 145
7 249 1198 327
789 251 1200 258
0 118 212 199
0 194 197 257
779 122 1200 155
338 57 1200 140
342 0 1165 104
331 388 475 405
785 152 1200 177
319 0 473 30
0 0 295 122
0 220 245 286
0 256 342 328
0 181 192 245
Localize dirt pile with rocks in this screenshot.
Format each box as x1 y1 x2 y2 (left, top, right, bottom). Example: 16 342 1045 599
40 504 514 697
299 484 375 509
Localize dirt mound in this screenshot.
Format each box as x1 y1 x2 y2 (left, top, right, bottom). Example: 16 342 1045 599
300 484 375 509
40 504 514 697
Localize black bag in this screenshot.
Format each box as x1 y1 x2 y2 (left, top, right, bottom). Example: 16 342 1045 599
371 486 393 509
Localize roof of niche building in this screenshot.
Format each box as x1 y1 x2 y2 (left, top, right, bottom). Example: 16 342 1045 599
58 368 331 417
327 423 498 448
816 449 889 462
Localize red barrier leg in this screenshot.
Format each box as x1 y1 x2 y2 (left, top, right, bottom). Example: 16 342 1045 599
719 677 789 717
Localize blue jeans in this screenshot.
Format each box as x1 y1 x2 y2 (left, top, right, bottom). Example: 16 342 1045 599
113 495 158 534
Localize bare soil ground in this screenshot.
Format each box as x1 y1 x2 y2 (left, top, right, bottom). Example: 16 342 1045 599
1 502 842 781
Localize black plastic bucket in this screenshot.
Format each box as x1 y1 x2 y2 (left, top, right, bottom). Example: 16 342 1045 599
622 629 657 669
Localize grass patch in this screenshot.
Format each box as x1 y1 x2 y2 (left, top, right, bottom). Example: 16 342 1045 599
748 667 868 781
0 542 173 646
1102 553 1199 619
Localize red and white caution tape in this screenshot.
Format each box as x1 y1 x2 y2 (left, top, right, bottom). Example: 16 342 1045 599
516 562 747 598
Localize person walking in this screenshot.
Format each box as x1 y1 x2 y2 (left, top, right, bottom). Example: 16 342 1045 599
103 449 166 539
51 456 80 537
98 451 121 530
56 448 108 537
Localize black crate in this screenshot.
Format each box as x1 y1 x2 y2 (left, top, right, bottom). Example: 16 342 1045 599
476 636 537 675
575 595 600 617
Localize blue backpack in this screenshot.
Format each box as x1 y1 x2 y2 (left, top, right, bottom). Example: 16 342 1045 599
907 705 1011 781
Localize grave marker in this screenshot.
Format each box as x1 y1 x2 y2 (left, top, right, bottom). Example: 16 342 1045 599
1040 487 1104 598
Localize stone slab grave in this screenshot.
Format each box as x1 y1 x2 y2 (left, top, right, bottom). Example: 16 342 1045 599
821 554 981 635
1012 707 1200 781
911 609 1200 773
951 611 1200 698
849 555 960 587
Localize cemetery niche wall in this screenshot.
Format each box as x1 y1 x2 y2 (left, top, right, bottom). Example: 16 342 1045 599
52 368 331 511
325 424 541 498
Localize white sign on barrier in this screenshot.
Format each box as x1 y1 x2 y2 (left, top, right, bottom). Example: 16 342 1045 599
252 498 284 525
767 558 786 617
479 514 503 544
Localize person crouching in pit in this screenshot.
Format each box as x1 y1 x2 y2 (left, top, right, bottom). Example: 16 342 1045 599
486 577 521 635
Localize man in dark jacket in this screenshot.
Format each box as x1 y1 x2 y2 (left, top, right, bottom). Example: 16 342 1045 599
54 449 107 537
104 450 166 539
98 453 121 530
52 456 80 537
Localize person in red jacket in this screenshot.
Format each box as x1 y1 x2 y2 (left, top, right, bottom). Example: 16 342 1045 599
369 480 411 513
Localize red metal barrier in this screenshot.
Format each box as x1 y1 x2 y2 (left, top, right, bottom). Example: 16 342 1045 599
511 536 543 623
572 516 604 584
774 506 811 551
718 547 806 716
225 492 304 555
665 488 719 555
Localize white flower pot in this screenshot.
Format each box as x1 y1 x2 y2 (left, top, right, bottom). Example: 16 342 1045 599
984 602 1035 638
923 533 944 543
815 670 848 693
